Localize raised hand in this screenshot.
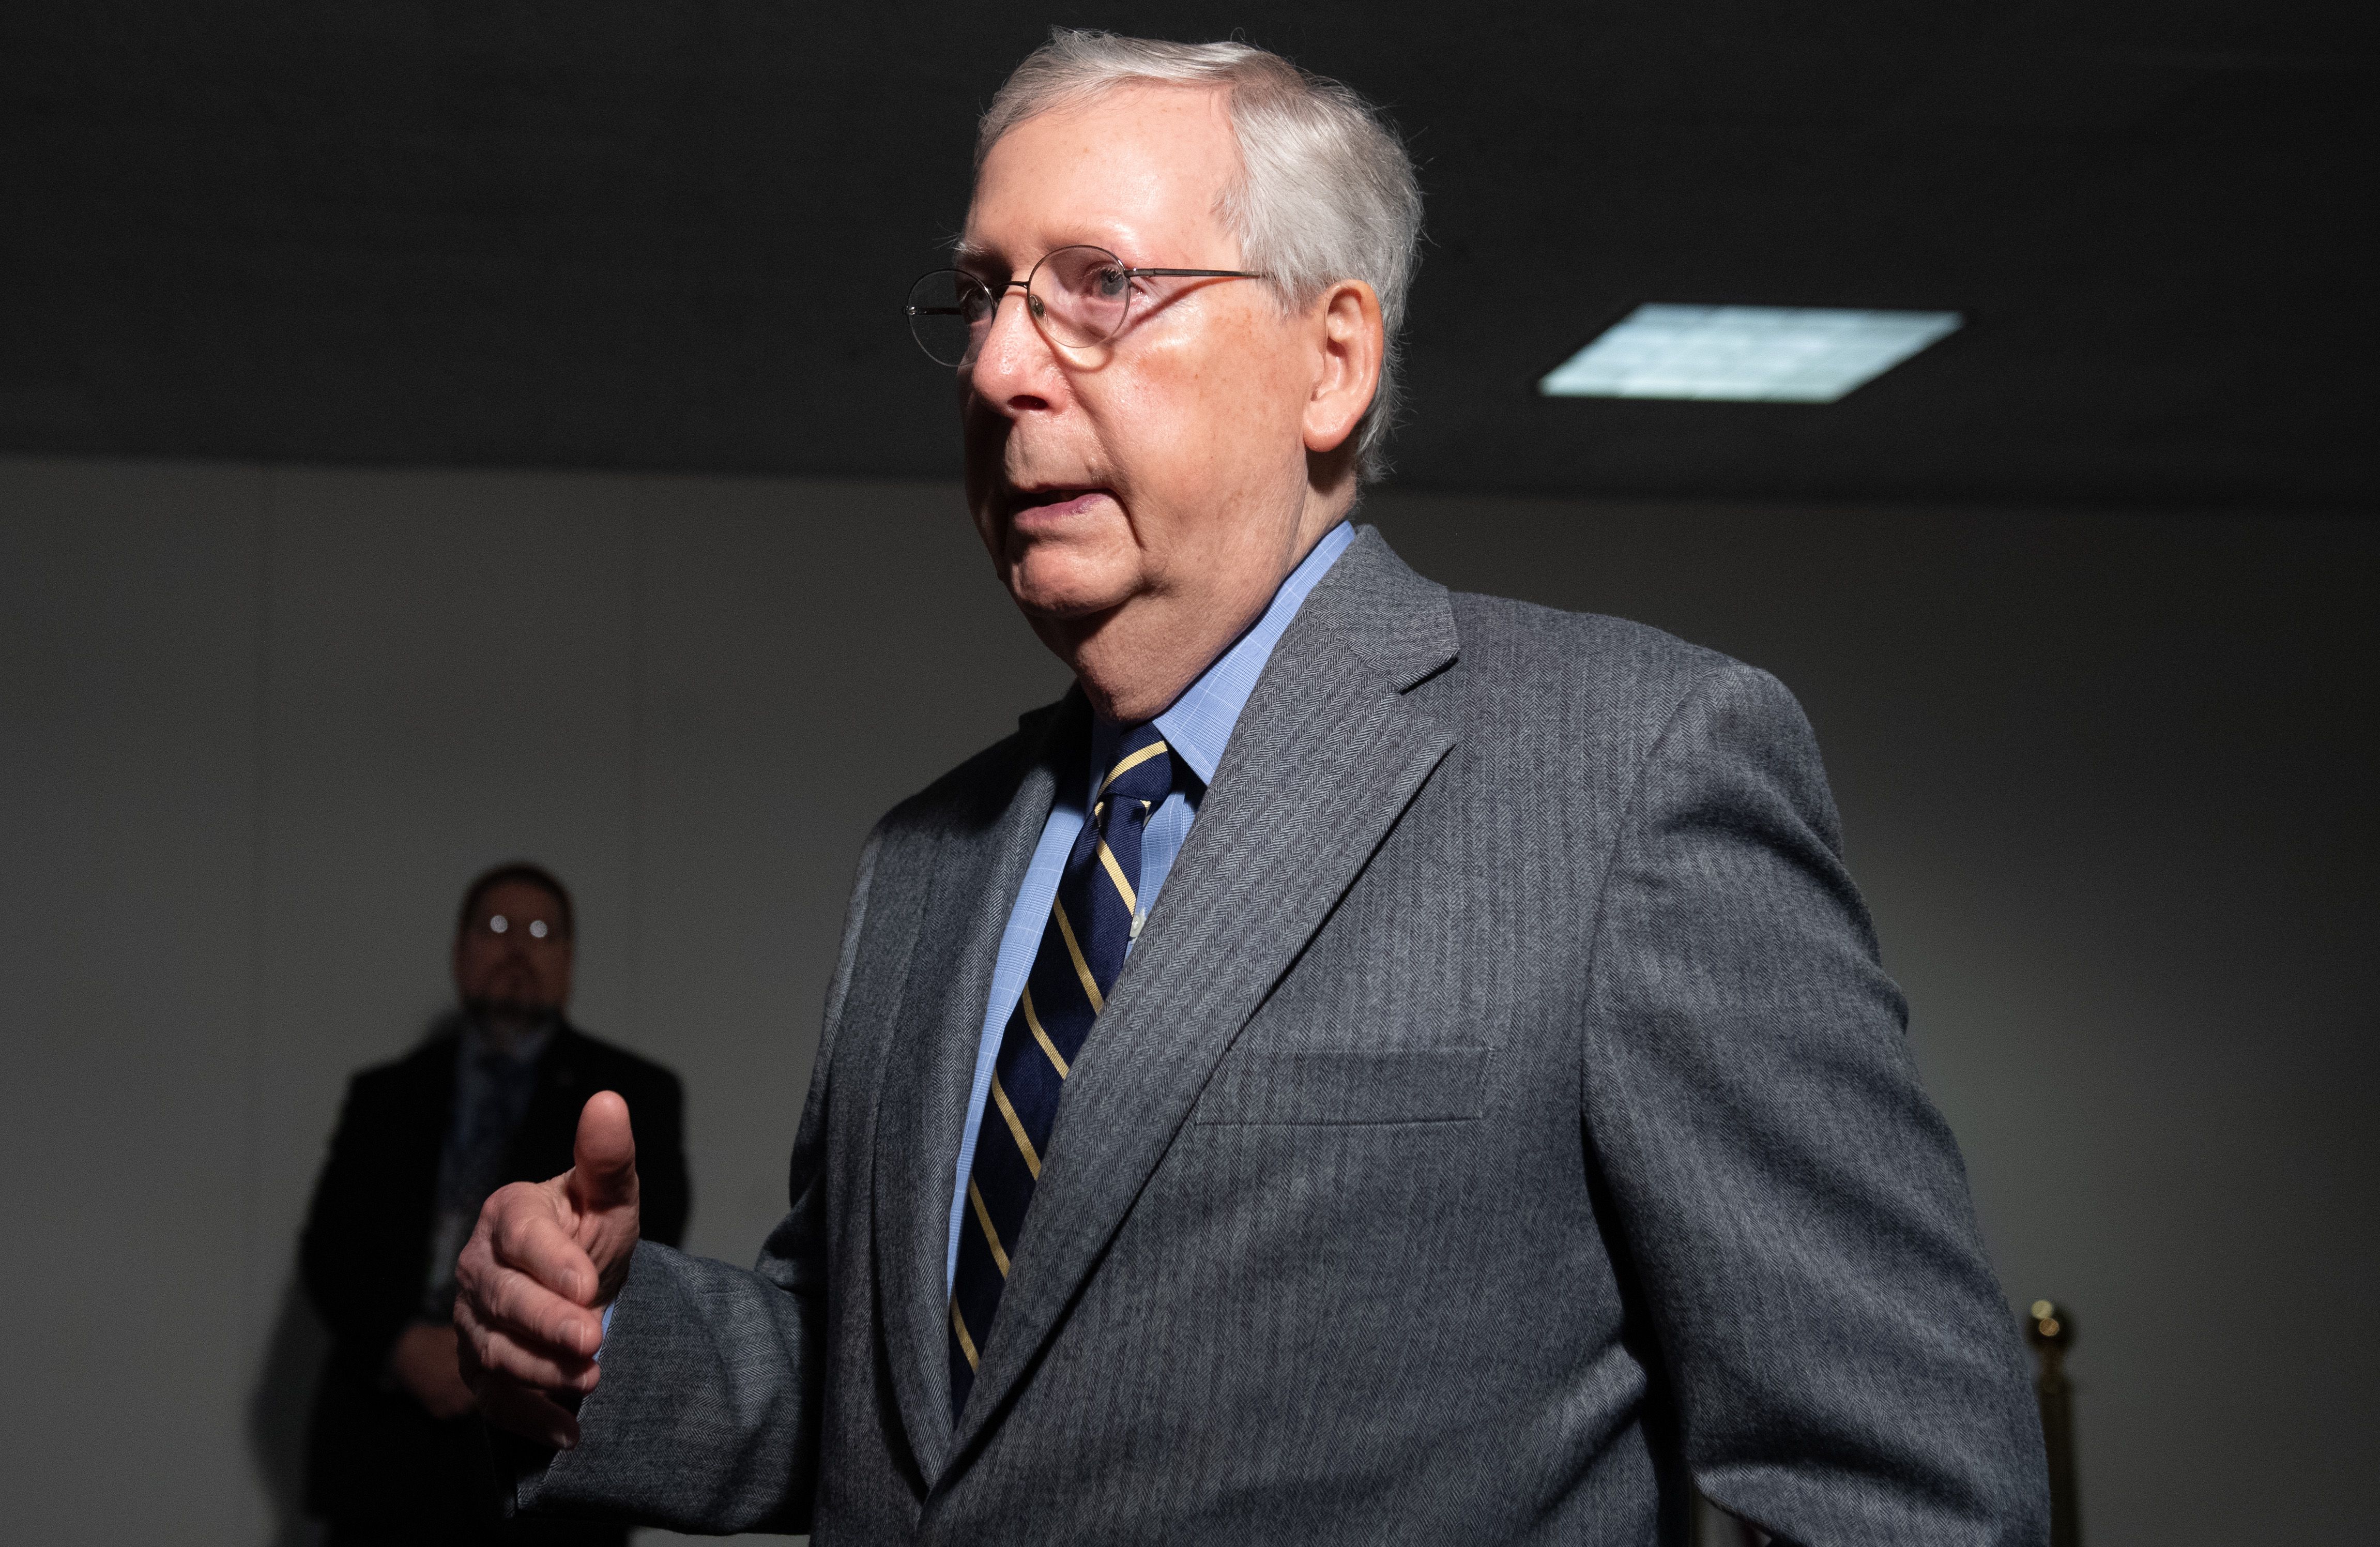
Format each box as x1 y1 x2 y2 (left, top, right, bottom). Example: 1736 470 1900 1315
388 1321 477 1420
454 1090 642 1447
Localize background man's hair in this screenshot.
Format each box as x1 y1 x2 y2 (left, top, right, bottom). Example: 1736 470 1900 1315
456 860 575 941
978 29 1424 483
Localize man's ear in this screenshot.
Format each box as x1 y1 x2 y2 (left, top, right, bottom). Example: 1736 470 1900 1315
1303 279 1385 456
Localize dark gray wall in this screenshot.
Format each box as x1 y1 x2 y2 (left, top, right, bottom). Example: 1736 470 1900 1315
2 455 2370 1544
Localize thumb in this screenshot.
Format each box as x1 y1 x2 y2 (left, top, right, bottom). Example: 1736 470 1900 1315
568 1090 638 1215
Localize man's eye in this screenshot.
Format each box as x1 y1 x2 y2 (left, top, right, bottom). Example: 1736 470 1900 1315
1093 266 1130 299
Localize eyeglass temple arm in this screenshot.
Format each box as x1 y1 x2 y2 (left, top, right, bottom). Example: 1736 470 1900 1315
942 269 1260 291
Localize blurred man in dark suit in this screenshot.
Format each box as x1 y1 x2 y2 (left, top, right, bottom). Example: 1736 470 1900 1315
300 862 689 1545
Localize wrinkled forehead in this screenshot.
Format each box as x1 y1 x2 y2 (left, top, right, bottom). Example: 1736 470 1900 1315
961 83 1244 270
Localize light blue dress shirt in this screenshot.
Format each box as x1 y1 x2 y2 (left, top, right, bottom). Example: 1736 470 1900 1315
941 519 1355 1291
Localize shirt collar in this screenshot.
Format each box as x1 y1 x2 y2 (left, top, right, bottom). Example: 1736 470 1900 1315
1084 520 1354 787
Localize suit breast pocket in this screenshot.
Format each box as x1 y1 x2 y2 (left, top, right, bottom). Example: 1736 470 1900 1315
1191 1045 1491 1126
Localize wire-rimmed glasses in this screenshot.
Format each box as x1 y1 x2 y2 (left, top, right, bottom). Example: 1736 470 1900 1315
906 245 1265 367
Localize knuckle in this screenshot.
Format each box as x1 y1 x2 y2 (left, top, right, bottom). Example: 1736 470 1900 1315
486 1334 539 1383
490 1199 530 1255
486 1270 528 1330
507 1278 547 1334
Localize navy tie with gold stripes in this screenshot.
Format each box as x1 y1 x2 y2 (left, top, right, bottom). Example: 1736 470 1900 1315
948 721 1175 1418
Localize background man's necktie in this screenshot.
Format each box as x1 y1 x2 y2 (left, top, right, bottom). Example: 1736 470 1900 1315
948 721 1175 1418
422 1043 540 1316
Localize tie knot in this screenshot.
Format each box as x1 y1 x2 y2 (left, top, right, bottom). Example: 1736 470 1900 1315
1097 722 1174 813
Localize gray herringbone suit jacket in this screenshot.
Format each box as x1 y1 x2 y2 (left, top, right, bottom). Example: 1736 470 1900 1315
520 528 2048 1544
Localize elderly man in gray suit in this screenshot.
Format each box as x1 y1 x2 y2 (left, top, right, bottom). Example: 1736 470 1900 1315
456 30 2047 1545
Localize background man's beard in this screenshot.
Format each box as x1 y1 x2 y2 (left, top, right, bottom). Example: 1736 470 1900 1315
463 995 559 1050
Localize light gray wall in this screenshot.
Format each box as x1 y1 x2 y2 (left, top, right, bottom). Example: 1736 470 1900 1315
0 457 1065 1545
2 455 2370 1545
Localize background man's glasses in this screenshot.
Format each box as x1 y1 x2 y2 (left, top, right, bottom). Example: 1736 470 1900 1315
906 244 1264 368
471 913 560 942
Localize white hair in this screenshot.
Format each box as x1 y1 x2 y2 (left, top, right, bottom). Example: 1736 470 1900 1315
978 30 1425 482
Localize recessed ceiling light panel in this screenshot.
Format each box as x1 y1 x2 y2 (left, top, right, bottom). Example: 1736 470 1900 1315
1539 304 1962 402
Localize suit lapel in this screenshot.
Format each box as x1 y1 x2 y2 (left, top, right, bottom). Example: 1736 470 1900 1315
874 694 1086 1479
506 1024 588 1181
948 530 1461 1462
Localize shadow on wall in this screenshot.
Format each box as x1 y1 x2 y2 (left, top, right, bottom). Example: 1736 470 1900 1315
250 1273 329 1547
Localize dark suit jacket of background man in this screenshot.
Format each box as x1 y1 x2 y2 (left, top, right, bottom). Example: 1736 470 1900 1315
303 1018 689 1536
516 529 2048 1544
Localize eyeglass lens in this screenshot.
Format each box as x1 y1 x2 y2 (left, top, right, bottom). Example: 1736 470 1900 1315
905 246 1135 367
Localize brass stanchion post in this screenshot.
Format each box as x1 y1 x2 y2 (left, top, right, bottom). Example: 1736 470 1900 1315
2027 1299 2080 1547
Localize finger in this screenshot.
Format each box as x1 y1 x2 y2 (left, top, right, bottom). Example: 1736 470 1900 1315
489 1188 603 1306
456 1287 600 1391
454 1304 487 1380
482 1254 606 1362
475 1372 587 1451
466 1324 600 1391
568 1090 639 1215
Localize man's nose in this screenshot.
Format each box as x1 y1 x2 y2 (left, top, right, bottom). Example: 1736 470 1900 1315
967 284 1056 404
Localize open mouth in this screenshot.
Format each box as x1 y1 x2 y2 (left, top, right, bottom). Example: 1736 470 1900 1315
1003 487 1112 523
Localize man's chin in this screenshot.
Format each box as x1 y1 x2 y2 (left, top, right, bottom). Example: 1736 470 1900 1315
465 998 560 1035
1001 559 1136 624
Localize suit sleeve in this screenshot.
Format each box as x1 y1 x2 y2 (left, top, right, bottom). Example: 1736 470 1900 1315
630 1066 690 1251
515 826 882 1534
299 1072 426 1372
1579 660 2049 1546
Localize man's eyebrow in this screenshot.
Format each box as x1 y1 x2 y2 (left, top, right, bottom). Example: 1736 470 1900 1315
951 240 1003 272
